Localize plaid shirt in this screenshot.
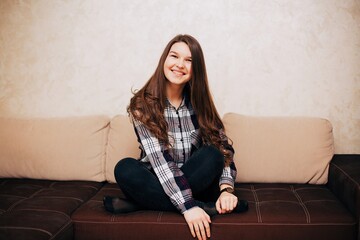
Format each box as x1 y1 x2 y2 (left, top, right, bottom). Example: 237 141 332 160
132 96 237 213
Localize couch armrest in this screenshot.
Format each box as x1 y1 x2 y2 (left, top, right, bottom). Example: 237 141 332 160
327 154 360 239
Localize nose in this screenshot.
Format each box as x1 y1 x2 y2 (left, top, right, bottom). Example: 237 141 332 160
176 58 184 68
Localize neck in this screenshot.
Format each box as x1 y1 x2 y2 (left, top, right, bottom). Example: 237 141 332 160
166 83 185 109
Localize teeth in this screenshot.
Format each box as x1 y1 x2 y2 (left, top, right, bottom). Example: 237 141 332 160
172 70 183 76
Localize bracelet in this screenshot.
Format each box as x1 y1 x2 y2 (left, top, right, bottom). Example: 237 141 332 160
220 187 234 194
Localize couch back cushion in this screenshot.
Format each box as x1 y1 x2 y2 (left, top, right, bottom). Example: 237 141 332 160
223 113 334 184
105 115 140 183
0 116 109 181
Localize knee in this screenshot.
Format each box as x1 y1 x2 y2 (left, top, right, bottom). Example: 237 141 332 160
204 145 225 169
114 157 137 183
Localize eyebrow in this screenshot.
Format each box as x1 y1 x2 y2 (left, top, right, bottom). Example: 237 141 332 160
169 51 192 59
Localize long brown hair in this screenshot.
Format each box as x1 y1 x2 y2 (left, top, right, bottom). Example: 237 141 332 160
127 34 232 165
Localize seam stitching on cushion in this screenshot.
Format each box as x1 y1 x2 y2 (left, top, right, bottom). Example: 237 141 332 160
71 220 356 226
29 188 47 198
234 187 252 191
258 200 302 204
212 222 356 226
72 221 188 225
332 162 360 189
292 185 311 223
251 185 262 223
302 199 337 204
255 187 293 191
49 220 72 240
0 226 52 237
294 187 326 191
34 196 84 202
52 183 100 191
0 194 26 199
13 183 50 189
11 209 71 218
8 197 30 211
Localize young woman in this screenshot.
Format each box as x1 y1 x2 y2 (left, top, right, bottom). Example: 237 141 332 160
104 34 248 240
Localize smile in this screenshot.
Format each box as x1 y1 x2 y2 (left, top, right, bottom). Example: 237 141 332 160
171 69 185 76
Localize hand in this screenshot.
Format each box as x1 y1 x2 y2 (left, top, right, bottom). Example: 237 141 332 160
216 191 238 214
183 207 211 240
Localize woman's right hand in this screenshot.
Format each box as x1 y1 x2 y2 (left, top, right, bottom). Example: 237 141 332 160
183 207 211 240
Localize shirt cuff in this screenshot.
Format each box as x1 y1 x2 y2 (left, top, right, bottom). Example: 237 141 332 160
179 198 197 214
219 177 235 189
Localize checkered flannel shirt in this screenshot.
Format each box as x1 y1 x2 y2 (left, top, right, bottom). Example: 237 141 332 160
131 96 237 213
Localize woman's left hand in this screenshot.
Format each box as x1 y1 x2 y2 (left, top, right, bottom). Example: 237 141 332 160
215 192 238 214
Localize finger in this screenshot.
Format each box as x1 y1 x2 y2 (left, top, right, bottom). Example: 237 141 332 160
203 219 211 238
226 199 231 211
229 199 235 212
223 200 230 213
221 199 228 213
205 212 211 223
216 200 222 214
222 199 228 211
198 222 207 240
232 198 238 210
219 200 224 214
228 200 235 212
194 224 201 240
188 223 195 238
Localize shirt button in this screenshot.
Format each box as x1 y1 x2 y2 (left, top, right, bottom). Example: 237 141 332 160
180 138 183 142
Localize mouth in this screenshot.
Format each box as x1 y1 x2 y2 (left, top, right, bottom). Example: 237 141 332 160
171 69 185 76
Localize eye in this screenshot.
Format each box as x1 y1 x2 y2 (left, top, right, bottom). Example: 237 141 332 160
170 54 178 58
186 59 192 62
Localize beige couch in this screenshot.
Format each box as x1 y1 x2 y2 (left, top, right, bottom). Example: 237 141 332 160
0 113 334 184
0 114 358 240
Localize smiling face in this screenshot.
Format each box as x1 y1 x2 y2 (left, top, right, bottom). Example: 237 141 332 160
163 42 192 89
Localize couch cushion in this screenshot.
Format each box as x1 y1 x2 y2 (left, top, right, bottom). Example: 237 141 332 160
223 113 334 184
0 179 104 240
72 182 356 240
0 116 109 181
105 115 140 183
72 184 194 240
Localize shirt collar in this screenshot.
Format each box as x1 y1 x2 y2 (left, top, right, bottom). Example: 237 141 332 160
166 91 190 110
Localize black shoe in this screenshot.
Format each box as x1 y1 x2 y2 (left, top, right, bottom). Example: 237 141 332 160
202 202 218 217
198 200 249 217
234 199 249 213
103 196 141 214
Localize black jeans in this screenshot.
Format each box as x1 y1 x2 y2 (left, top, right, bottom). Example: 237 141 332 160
114 145 224 212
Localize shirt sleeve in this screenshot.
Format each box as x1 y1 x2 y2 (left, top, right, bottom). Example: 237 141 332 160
132 116 196 213
219 129 237 188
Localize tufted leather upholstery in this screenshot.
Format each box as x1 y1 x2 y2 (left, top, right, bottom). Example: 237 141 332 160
0 155 358 240
73 155 360 240
72 181 356 240
0 180 104 240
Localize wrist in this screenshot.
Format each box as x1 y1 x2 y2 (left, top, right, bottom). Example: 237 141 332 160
220 186 234 194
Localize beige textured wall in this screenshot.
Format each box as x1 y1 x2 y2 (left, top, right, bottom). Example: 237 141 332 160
0 0 359 153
